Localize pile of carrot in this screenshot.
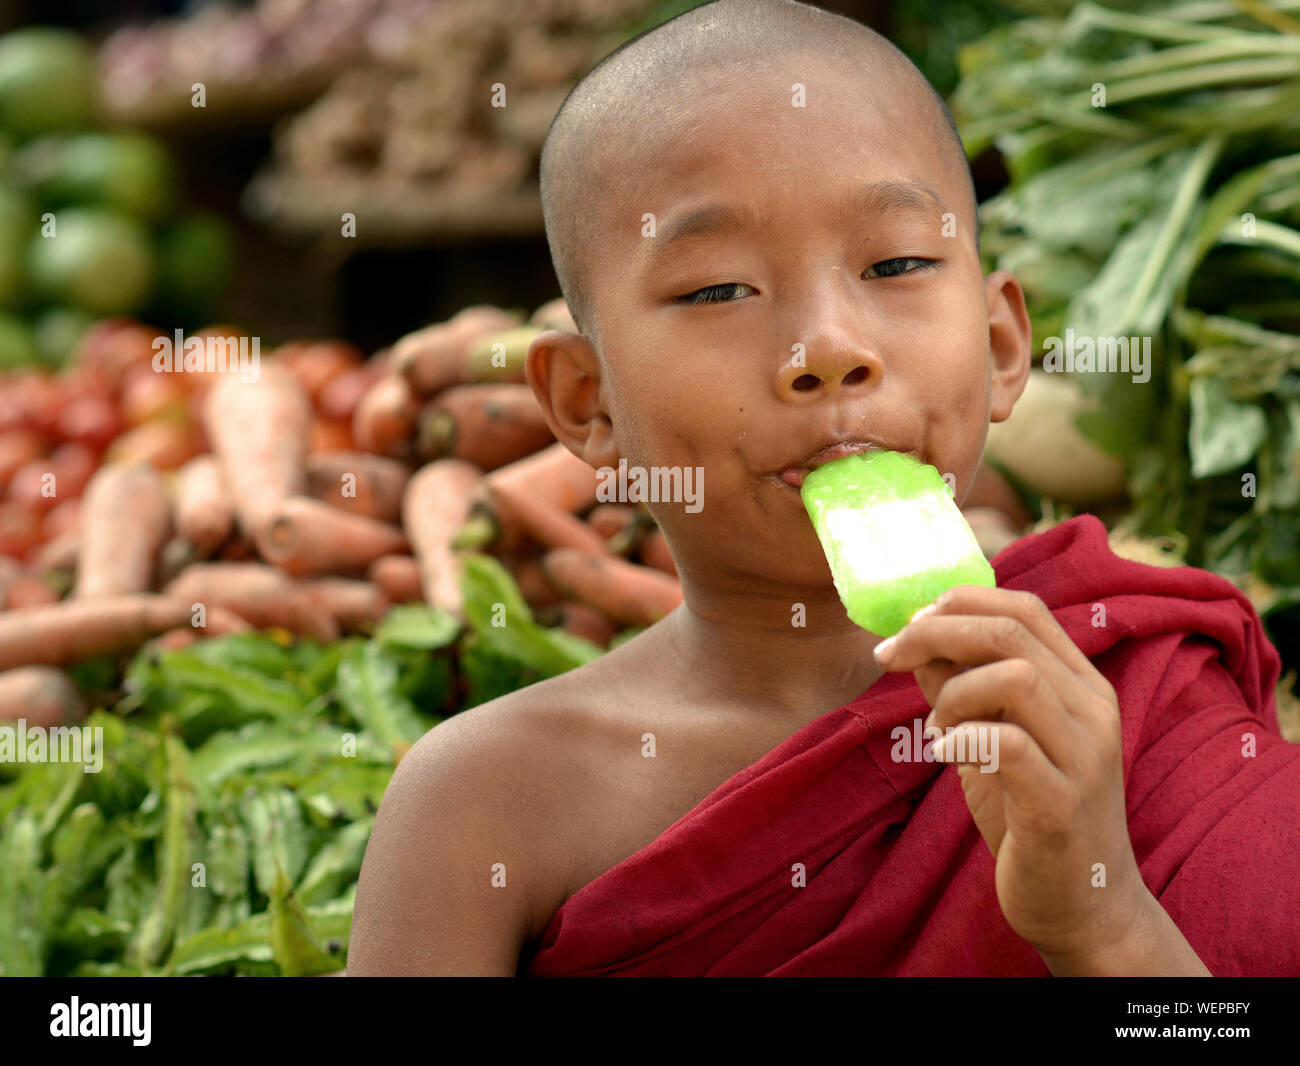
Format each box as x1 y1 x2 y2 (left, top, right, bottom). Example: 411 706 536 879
0 297 688 722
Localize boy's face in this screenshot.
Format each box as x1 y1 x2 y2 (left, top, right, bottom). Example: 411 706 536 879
535 55 1031 589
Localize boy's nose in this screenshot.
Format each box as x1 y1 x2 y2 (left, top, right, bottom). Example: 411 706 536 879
774 340 880 399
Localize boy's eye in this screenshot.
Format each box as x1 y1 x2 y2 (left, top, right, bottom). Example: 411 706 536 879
864 257 936 278
681 282 753 305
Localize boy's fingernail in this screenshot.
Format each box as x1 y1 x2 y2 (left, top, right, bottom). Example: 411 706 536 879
874 635 897 661
910 603 939 625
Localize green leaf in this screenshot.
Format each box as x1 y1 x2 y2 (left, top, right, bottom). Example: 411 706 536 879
1189 376 1268 477
460 554 603 678
268 865 343 977
374 604 462 651
335 642 430 748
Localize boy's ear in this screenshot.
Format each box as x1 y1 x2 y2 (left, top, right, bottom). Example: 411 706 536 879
525 330 619 468
985 268 1033 424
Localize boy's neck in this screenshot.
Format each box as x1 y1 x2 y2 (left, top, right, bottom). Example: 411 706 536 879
657 588 888 719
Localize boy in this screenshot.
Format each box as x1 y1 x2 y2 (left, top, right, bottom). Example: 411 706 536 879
348 0 1299 976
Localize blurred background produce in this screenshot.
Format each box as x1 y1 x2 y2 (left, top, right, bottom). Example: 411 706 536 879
0 0 1296 978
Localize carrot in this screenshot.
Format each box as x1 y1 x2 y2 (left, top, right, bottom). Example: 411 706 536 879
261 496 408 576
351 373 420 459
394 306 522 396
0 666 86 727
174 455 234 556
529 297 577 333
204 365 311 550
154 627 200 652
368 554 423 603
638 528 678 576
550 601 616 647
542 549 683 628
491 481 606 555
305 451 411 523
75 464 171 599
511 555 562 609
165 563 340 643
318 358 388 423
300 578 391 631
104 419 206 472
585 503 637 540
402 459 482 615
486 441 599 514
218 531 259 562
0 595 250 671
415 383 554 469
4 575 58 609
274 340 362 403
308 417 355 455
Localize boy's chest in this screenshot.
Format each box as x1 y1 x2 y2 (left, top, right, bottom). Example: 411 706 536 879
537 693 826 934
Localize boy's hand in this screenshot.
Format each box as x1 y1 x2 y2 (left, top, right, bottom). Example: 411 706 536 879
872 585 1150 966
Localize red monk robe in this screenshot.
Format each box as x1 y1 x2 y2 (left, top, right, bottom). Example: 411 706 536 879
521 514 1300 976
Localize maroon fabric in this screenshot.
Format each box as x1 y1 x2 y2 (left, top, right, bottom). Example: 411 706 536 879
523 515 1298 976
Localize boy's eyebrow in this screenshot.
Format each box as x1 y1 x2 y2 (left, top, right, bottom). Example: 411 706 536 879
649 179 950 264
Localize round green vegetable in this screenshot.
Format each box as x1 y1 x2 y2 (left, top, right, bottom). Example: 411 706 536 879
27 207 155 315
0 28 96 136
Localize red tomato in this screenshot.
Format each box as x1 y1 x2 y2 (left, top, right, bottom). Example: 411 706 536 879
57 394 121 450
76 319 162 383
119 365 188 427
0 429 47 491
4 574 58 608
9 461 62 514
0 500 42 559
280 341 363 403
50 442 97 499
43 496 81 539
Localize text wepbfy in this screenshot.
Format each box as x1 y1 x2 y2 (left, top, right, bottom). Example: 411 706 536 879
151 329 260 382
1041 330 1151 384
890 718 999 774
596 459 704 513
0 720 103 773
50 998 150 1046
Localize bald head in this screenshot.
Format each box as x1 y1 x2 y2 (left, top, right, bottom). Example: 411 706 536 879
539 0 978 341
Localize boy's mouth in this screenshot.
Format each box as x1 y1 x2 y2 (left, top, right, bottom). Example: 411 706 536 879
777 439 901 488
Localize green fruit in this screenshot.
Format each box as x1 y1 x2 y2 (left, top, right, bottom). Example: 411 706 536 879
0 28 95 136
33 305 95 368
0 311 40 368
0 182 36 307
13 131 175 221
28 208 155 315
157 213 233 318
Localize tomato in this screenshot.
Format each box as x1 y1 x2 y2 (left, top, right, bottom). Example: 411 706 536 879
119 363 187 426
0 428 46 490
74 318 160 382
278 340 363 403
57 393 121 449
317 363 382 422
4 574 57 607
43 495 80 538
0 499 42 558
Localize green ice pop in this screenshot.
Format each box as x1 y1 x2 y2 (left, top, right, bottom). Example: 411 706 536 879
801 450 995 636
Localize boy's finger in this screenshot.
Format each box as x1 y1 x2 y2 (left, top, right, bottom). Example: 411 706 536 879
926 658 1083 772
876 615 1093 718
929 586 1108 699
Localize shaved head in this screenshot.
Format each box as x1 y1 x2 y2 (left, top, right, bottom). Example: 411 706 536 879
539 0 977 342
